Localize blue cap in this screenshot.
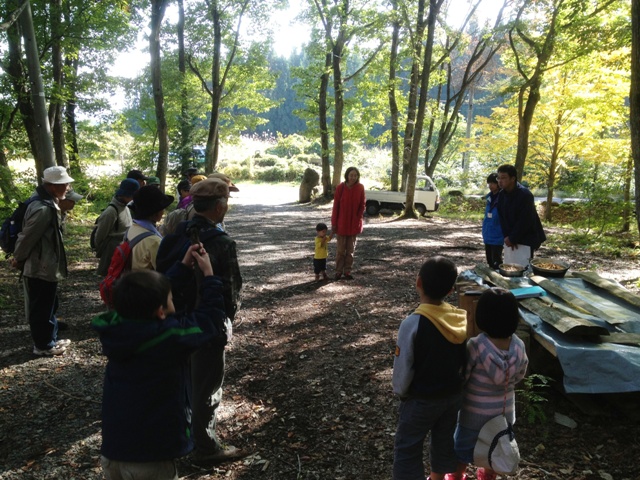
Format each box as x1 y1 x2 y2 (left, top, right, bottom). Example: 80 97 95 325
116 178 140 197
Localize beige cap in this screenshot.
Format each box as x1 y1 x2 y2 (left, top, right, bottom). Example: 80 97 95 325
190 178 230 198
43 166 74 184
208 172 239 192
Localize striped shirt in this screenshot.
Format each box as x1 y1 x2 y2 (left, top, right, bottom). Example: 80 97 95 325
458 333 528 431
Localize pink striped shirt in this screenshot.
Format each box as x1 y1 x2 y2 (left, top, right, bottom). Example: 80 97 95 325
458 333 528 431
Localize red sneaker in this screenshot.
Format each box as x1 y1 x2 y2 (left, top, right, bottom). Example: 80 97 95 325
477 468 497 480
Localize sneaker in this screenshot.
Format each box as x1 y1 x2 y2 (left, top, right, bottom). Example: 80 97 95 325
55 339 72 348
33 345 66 356
343 272 354 280
334 272 342 280
192 444 245 465
315 274 321 282
477 468 497 480
322 273 329 280
444 474 467 480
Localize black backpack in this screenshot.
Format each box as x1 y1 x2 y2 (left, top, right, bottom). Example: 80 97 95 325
0 195 41 257
156 220 224 274
90 204 118 256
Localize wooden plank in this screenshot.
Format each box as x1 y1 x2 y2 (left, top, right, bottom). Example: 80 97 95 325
529 275 627 325
572 271 640 310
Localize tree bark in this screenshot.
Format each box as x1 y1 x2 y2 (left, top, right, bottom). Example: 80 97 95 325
632 0 640 238
150 0 169 189
402 0 442 219
49 0 68 169
388 0 400 192
319 50 332 197
331 37 345 189
177 0 193 174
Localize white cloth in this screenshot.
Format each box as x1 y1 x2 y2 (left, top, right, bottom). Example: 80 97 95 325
503 243 531 267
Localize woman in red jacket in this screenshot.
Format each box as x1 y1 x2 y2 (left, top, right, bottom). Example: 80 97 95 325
331 166 366 280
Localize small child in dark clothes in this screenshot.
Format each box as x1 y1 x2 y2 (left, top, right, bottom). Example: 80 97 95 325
392 256 468 480
313 222 333 281
92 244 227 480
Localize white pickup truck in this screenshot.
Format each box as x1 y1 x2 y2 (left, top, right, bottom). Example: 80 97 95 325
365 175 440 216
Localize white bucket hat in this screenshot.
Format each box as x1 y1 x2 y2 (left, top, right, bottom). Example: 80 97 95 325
42 166 74 184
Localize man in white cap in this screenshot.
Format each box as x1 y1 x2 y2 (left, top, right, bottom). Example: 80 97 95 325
11 166 74 356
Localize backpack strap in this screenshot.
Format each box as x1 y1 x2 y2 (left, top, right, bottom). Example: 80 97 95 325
127 229 155 248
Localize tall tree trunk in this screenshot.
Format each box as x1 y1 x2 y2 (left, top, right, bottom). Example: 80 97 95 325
622 154 633 232
0 106 19 202
12 1 55 178
64 55 80 174
544 112 562 222
401 0 426 191
331 38 345 189
150 0 169 188
631 0 640 238
177 0 192 174
462 82 474 179
206 2 223 173
402 0 442 218
49 0 68 169
319 51 332 197
388 0 400 192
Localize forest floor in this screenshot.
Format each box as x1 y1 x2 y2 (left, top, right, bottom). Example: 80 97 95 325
0 183 639 480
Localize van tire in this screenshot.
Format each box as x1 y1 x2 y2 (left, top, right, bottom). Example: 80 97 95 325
366 202 380 216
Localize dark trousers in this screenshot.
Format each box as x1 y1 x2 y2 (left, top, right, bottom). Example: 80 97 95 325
23 277 59 350
484 244 504 269
191 345 225 453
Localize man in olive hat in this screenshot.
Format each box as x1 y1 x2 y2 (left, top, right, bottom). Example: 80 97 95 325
12 166 75 356
180 178 244 464
129 185 174 270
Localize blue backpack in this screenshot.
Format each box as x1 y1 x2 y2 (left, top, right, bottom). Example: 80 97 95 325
0 195 40 257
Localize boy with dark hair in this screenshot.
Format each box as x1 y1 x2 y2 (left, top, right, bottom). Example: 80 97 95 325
92 244 227 480
393 256 468 480
313 222 332 281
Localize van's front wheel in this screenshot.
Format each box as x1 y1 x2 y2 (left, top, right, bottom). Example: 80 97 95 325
366 202 380 216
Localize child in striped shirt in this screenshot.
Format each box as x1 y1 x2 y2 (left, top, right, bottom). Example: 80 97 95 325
446 288 528 480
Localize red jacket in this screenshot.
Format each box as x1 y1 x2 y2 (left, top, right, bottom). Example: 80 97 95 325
331 182 365 236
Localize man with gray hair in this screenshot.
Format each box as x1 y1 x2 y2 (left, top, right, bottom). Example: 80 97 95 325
167 177 243 464
12 166 74 356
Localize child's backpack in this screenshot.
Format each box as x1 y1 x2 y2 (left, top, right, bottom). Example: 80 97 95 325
0 195 40 257
161 203 193 236
99 230 155 308
90 204 118 256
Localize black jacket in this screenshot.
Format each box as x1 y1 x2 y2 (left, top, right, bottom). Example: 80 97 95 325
497 183 546 250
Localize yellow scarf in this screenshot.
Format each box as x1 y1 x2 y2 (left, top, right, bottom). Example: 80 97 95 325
414 303 468 344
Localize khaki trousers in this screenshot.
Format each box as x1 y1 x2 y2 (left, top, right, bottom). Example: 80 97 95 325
335 234 357 274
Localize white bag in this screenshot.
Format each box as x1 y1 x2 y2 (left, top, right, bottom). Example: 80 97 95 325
473 414 520 475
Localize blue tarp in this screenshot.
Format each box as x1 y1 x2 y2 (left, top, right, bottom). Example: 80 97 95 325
461 271 640 394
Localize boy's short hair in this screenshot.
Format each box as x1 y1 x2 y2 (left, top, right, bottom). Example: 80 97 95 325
418 256 458 301
486 173 498 184
316 222 328 232
476 288 520 338
113 270 171 320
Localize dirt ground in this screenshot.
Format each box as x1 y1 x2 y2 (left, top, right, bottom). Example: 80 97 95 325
0 183 639 480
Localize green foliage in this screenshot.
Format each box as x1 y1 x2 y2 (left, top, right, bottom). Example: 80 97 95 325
437 195 484 220
516 374 552 425
264 133 309 158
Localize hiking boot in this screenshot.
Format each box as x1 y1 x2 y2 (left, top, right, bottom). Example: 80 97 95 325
55 339 72 348
33 345 66 356
192 444 245 465
476 468 497 480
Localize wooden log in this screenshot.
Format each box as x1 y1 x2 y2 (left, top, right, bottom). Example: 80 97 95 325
529 275 627 325
572 271 640 310
598 333 640 346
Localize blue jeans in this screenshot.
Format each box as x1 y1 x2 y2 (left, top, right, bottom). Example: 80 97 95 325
393 394 462 480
